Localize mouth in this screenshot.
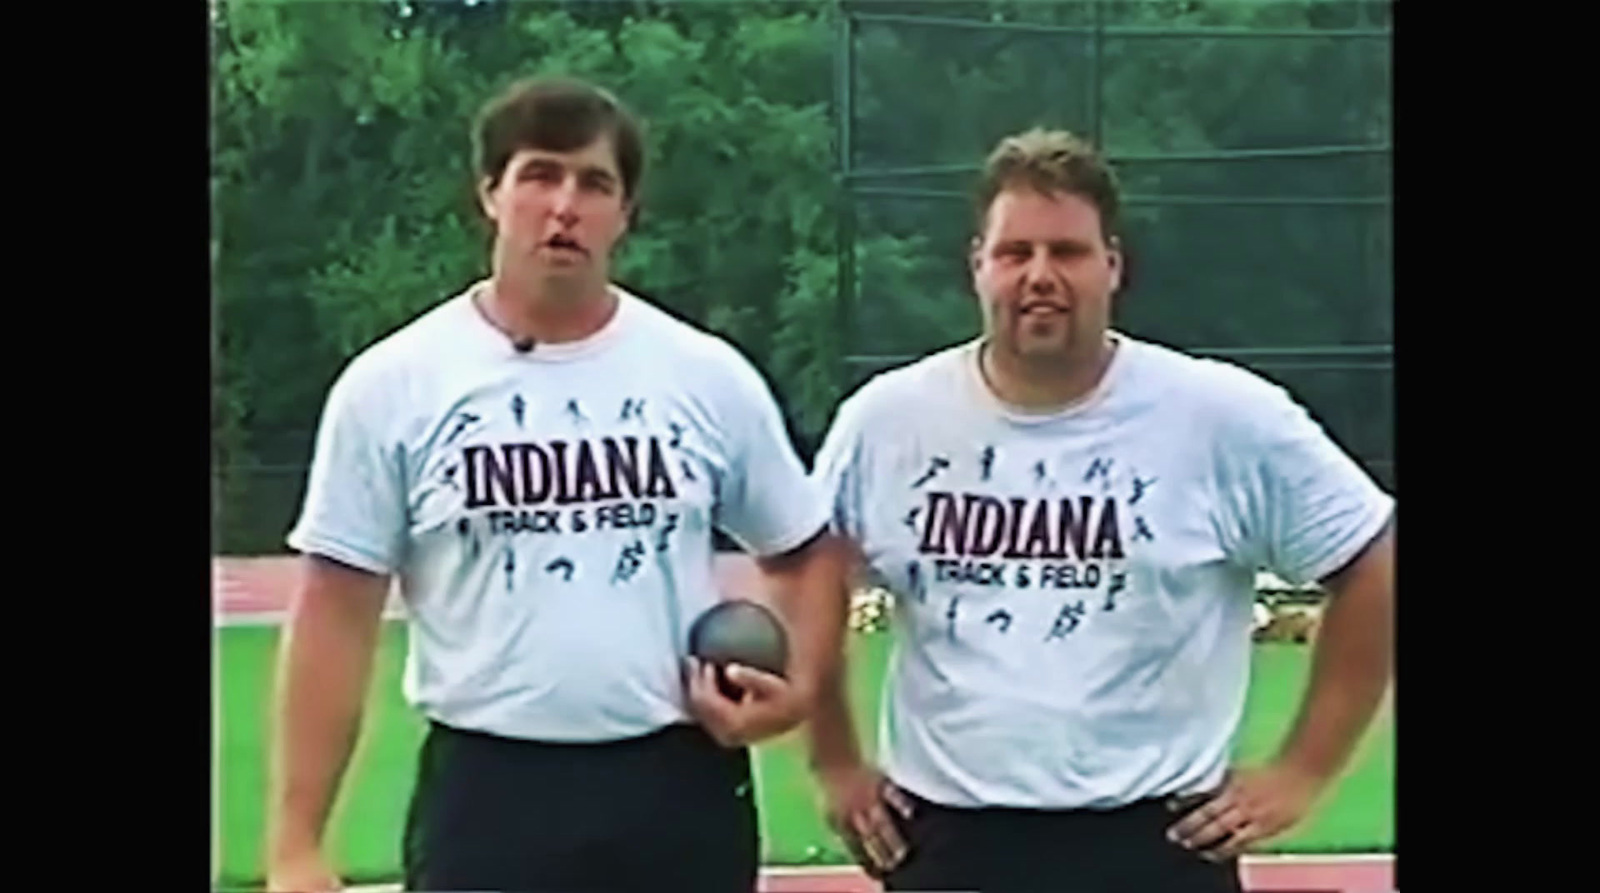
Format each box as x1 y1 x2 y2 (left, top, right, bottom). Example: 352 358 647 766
543 235 586 257
1019 302 1069 319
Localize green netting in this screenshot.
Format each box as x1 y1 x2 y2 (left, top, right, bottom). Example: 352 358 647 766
836 1 1393 491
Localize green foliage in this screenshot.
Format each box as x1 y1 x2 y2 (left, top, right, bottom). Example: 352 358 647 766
308 215 487 358
211 0 1392 553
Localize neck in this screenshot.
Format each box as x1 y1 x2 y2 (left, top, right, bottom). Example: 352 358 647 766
483 263 617 344
980 336 1116 412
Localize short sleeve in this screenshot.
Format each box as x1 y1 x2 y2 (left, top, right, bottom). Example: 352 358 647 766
1216 380 1394 586
711 355 829 558
810 390 869 544
285 359 408 575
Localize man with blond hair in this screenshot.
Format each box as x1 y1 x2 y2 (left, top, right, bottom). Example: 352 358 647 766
805 128 1394 892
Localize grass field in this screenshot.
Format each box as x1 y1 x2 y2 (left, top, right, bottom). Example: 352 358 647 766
213 625 1392 890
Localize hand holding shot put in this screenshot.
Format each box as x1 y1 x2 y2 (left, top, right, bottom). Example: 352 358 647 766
684 600 810 747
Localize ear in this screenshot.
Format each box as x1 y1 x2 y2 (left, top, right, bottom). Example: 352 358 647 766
477 175 501 224
1106 235 1125 293
968 234 984 275
619 198 635 239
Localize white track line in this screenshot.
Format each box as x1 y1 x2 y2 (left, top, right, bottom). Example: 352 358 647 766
214 607 407 628
761 856 1392 875
338 855 1393 891
1240 853 1394 865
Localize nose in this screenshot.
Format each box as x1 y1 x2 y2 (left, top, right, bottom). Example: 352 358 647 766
1023 249 1055 292
551 176 580 223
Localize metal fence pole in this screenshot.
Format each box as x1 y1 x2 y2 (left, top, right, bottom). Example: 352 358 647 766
833 2 856 393
1090 0 1104 148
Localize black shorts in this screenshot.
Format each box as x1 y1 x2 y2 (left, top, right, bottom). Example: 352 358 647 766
881 788 1245 893
402 720 758 893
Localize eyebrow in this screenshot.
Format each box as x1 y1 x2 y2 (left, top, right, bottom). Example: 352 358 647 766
996 237 1092 249
519 157 619 184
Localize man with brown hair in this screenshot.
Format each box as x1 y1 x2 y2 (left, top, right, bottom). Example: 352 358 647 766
806 128 1395 892
265 76 849 893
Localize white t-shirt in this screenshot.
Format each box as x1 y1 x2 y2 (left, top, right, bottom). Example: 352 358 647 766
811 334 1393 809
287 281 827 743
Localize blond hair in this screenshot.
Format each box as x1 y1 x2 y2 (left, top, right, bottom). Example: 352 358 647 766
975 128 1121 243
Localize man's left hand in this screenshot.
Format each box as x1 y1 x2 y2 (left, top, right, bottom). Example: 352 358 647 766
1165 762 1328 861
685 658 809 747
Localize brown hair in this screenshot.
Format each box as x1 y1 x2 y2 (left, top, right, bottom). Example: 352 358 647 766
474 77 645 206
974 128 1121 244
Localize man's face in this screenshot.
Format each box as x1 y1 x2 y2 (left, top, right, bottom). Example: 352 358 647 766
971 187 1122 364
478 134 631 286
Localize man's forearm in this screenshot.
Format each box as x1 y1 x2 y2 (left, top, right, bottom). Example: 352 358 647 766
268 570 386 859
760 531 851 708
1274 526 1395 785
807 657 867 772
797 536 868 774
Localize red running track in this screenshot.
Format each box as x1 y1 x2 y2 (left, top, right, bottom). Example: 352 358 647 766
213 554 771 618
758 857 1396 891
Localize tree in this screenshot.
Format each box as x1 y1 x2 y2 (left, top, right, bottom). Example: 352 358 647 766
210 0 1392 553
